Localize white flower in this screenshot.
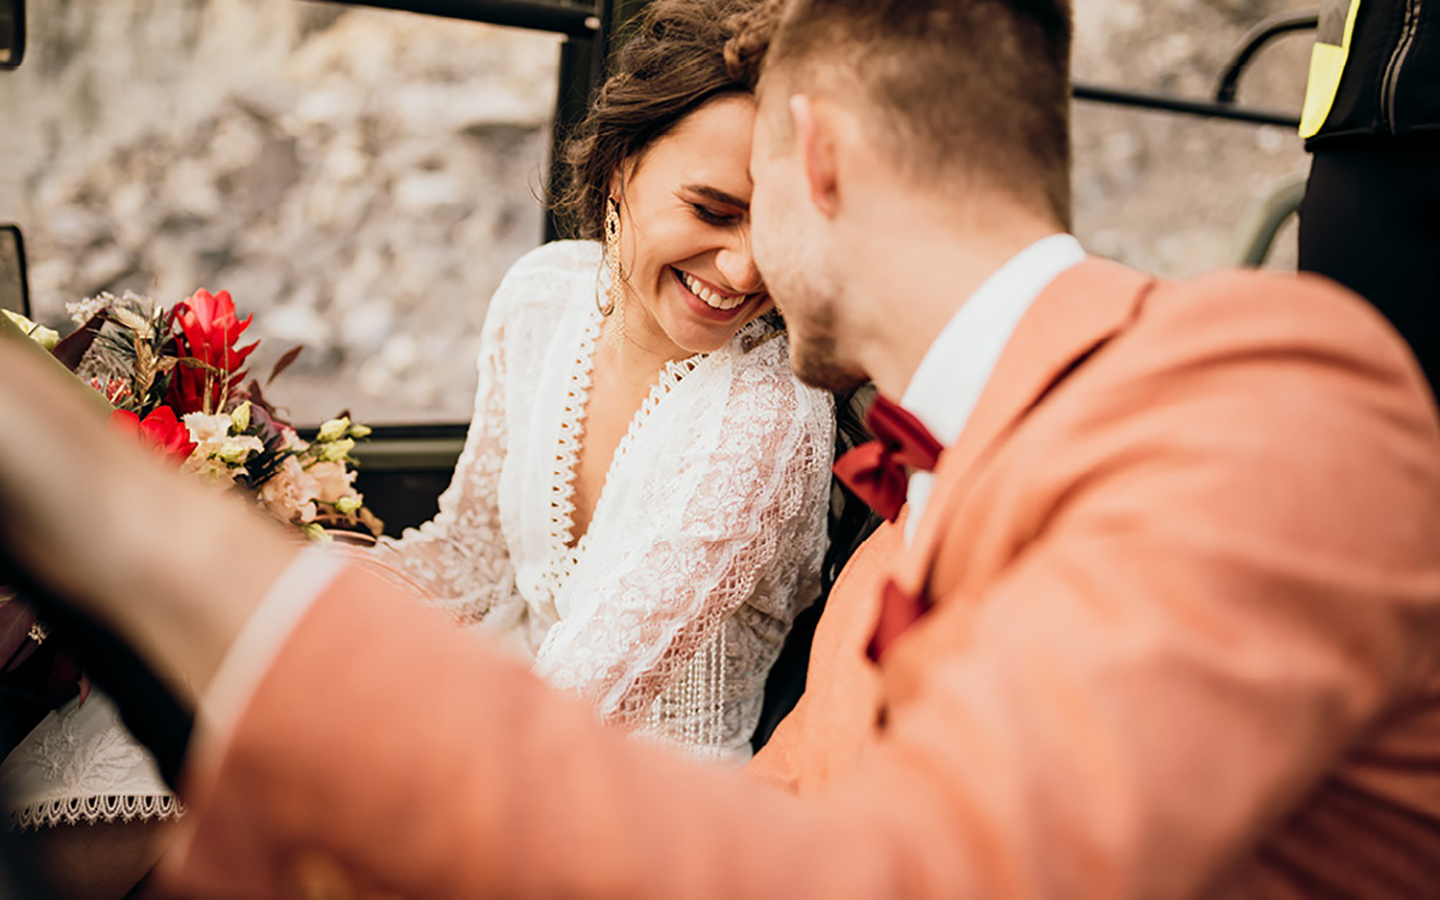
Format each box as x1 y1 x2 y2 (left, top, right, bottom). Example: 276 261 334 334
181 411 265 483
184 412 234 445
277 427 305 452
259 456 321 525
65 293 114 326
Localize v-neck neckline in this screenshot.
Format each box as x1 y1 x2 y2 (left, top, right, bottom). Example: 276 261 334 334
538 304 707 603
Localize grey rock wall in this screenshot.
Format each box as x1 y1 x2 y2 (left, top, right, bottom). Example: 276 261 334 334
2 0 559 423
1 0 1316 424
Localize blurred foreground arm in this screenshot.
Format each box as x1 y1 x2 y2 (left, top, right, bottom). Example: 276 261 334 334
5 282 1440 900
0 318 297 710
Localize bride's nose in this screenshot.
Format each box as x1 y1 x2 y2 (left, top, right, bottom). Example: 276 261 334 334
716 231 764 295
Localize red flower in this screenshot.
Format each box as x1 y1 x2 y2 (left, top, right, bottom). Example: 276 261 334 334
165 289 258 415
110 407 198 463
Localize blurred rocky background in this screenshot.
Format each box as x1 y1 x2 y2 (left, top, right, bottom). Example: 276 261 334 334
0 0 1315 424
1072 0 1313 275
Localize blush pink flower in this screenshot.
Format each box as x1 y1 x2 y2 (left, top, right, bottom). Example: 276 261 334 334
258 456 321 525
307 460 358 505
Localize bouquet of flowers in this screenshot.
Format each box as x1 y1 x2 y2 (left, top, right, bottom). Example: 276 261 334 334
4 289 382 539
1 288 382 709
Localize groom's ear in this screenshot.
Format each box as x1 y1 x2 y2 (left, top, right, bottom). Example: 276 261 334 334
791 94 841 219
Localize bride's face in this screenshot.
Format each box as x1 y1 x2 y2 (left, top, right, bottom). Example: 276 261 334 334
612 94 772 359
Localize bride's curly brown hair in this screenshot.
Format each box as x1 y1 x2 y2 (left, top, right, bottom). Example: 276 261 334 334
552 0 762 239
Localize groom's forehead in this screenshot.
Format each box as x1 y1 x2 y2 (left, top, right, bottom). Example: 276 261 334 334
751 82 797 148
753 76 784 113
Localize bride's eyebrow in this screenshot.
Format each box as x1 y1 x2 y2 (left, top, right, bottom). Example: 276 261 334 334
682 184 749 212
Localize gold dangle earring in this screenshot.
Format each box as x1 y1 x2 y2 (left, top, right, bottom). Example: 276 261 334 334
603 196 626 350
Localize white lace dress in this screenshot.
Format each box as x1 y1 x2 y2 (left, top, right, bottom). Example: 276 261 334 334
0 691 182 830
372 241 834 762
0 241 833 830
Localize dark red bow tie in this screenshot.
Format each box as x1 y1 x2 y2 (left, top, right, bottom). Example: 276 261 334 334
832 395 944 522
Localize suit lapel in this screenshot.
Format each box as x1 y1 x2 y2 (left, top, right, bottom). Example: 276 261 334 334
885 257 1156 619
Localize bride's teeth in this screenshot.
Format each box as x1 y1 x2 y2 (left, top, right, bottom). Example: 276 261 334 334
682 272 746 311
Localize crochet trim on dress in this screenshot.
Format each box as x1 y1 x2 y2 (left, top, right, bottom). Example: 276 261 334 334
10 793 185 830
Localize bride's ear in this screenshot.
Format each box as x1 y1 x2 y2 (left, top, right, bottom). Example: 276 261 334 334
609 163 637 214
791 94 840 219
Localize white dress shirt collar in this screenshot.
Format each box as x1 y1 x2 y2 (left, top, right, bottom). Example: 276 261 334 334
899 233 1086 540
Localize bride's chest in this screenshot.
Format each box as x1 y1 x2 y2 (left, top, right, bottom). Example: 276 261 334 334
496 303 722 610
566 373 645 544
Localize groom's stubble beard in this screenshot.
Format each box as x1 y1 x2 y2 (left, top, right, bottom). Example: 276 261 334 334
785 302 867 392
768 269 867 392
750 133 868 391
756 218 868 392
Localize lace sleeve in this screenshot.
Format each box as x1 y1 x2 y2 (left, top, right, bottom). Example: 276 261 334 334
535 355 833 726
370 282 515 627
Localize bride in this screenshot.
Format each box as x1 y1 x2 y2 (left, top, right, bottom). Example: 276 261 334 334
370 0 830 762
0 0 831 894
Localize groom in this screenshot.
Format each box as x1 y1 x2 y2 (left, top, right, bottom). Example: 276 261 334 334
2 0 1440 897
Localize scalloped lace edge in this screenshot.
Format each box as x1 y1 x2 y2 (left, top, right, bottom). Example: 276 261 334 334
541 306 603 599
10 794 185 830
542 305 707 598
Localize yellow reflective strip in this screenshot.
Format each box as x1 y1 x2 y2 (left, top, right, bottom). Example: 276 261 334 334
1300 0 1366 137
1301 44 1347 137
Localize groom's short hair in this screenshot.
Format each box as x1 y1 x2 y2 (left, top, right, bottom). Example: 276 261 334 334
728 0 1074 228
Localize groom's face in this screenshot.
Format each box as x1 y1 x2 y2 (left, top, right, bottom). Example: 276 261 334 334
749 84 866 393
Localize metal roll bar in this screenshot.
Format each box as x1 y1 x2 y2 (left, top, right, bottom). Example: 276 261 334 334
317 0 598 36
1071 82 1301 128
1215 10 1320 105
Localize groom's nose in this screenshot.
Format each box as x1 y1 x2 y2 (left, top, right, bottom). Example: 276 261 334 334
716 232 764 295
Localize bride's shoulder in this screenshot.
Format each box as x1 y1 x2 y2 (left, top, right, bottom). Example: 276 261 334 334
489 240 602 321
506 240 603 278
721 315 834 418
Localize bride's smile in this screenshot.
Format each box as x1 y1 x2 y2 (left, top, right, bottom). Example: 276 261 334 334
607 93 774 359
672 268 764 320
